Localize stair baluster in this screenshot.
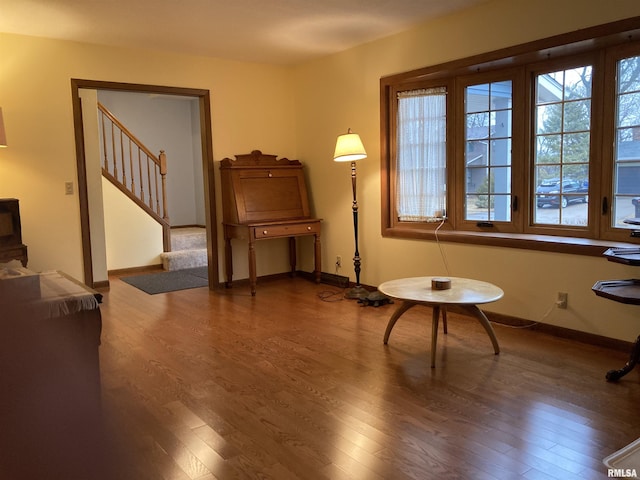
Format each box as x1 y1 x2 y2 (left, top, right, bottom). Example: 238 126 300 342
97 102 171 252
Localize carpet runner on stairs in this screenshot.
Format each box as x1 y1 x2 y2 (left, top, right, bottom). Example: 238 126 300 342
160 227 207 271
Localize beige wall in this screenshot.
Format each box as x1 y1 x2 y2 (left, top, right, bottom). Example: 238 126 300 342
2 0 640 341
0 32 297 284
102 178 164 271
293 0 640 341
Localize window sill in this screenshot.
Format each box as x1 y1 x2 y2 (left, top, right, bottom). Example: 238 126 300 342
383 227 639 257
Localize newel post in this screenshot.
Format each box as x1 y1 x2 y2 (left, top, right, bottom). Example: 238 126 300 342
159 150 169 221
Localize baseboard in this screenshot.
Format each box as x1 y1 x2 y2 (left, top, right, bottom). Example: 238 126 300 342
170 224 206 229
355 287 633 353
92 279 110 291
108 264 164 277
320 272 350 288
221 271 350 290
294 270 350 288
483 309 633 353
216 272 293 290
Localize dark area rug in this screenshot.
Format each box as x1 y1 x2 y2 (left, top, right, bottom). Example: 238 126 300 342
121 267 208 294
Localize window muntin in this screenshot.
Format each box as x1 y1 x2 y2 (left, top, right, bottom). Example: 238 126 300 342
381 21 640 249
613 54 640 229
533 66 592 227
464 81 513 222
396 87 447 222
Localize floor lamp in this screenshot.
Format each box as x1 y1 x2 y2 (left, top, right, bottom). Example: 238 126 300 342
334 128 369 300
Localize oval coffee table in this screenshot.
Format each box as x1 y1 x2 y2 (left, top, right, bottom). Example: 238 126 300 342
378 276 504 367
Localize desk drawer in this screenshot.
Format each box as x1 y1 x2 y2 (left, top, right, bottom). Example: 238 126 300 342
252 222 320 239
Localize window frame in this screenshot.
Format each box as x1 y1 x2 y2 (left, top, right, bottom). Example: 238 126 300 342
384 78 456 235
455 68 525 234
601 41 640 243
380 17 640 255
523 52 604 240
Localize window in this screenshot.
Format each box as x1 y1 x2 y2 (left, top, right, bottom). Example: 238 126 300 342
533 65 592 227
380 18 640 252
396 87 447 222
612 54 640 230
464 80 513 223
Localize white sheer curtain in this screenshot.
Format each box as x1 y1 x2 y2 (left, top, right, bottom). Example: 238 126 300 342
396 87 447 222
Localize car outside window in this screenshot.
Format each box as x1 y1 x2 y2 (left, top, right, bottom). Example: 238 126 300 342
380 20 640 250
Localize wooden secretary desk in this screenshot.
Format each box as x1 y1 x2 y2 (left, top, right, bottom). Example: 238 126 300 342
220 151 321 295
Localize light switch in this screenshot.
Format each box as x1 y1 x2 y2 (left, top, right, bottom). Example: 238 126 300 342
65 181 74 195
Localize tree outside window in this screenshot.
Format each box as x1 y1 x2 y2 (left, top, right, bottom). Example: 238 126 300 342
464 81 513 222
534 66 591 226
381 21 640 249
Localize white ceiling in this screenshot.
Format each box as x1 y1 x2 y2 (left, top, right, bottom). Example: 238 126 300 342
0 0 488 65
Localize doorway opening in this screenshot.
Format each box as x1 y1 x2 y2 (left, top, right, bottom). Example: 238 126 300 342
70 79 218 290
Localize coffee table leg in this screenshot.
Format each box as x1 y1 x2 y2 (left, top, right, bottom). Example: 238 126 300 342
383 301 416 344
460 304 500 354
431 305 441 368
442 307 448 334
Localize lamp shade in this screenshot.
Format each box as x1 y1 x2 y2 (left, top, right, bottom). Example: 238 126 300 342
0 108 6 147
333 129 366 162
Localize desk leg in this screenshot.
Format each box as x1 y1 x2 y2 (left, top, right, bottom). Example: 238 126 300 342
383 301 417 344
459 304 500 355
289 237 297 277
224 237 233 288
314 233 322 284
606 335 640 382
248 239 257 296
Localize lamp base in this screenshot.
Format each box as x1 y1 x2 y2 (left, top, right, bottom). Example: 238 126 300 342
358 290 393 307
344 285 370 300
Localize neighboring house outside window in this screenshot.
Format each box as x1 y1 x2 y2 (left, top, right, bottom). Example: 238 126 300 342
464 80 513 224
533 66 592 227
612 54 640 229
380 19 640 251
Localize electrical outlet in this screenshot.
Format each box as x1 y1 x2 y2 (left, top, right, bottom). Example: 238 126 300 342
65 181 74 195
335 255 342 268
556 292 568 309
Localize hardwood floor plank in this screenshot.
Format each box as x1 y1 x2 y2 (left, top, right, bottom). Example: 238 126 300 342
192 424 242 460
14 274 637 480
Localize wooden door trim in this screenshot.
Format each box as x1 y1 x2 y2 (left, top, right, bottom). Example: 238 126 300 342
70 79 219 289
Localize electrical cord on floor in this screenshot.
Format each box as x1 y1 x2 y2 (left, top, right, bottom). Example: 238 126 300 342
315 261 349 301
317 289 345 302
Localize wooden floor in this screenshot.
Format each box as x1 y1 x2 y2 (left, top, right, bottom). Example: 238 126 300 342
45 276 640 478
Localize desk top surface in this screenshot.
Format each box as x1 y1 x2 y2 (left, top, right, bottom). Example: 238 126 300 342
224 218 321 227
378 276 503 305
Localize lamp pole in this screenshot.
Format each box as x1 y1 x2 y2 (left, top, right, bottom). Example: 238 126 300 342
346 159 368 299
334 128 369 300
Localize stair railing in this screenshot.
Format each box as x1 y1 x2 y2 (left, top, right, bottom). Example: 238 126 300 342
98 102 171 251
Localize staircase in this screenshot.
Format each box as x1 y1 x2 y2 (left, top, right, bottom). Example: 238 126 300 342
160 227 208 271
98 103 206 271
98 102 171 251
